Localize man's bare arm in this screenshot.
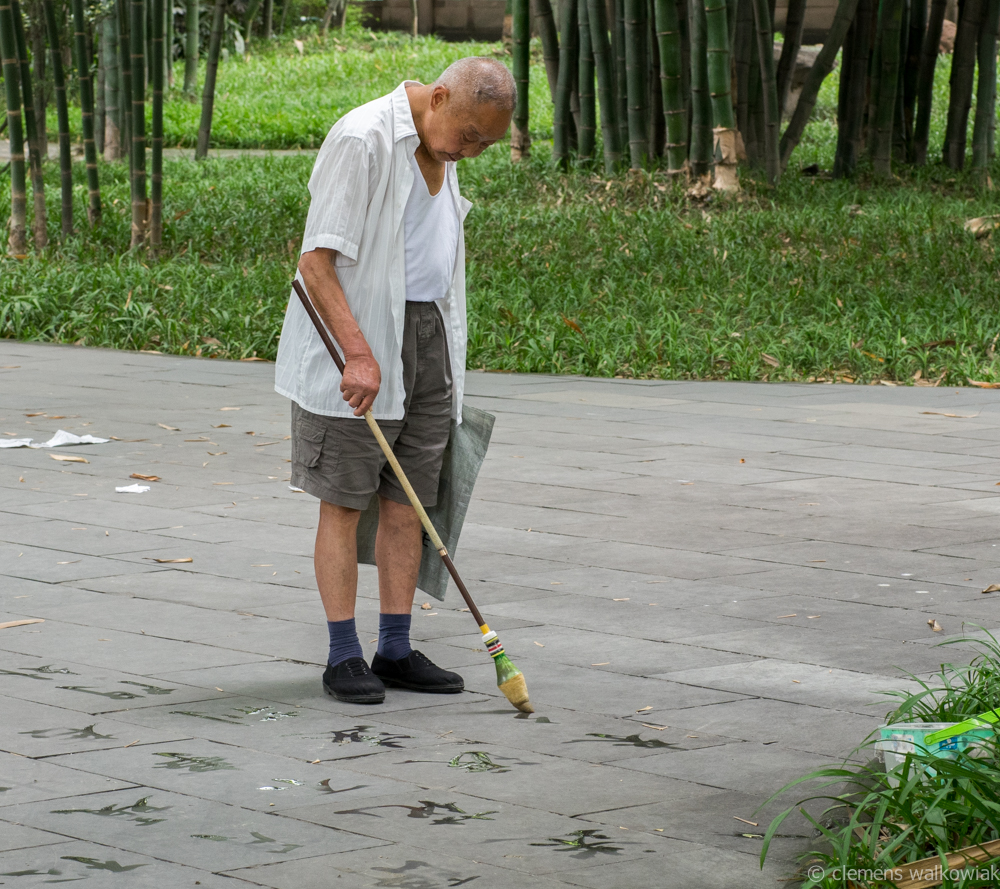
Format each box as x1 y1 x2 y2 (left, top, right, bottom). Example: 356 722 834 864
298 248 381 416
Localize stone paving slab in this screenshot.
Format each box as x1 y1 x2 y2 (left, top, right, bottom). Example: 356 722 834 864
4 341 1000 886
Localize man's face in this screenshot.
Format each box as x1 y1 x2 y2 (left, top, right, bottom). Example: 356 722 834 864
422 86 512 162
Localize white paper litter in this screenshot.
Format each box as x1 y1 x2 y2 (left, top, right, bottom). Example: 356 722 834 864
115 484 150 494
0 429 110 449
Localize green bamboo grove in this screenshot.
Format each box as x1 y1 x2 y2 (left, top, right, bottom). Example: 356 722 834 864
0 0 282 257
513 0 1000 188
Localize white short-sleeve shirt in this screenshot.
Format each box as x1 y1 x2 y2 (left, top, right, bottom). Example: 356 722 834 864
274 81 471 422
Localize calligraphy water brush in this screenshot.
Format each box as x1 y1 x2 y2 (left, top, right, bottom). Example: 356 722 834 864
291 279 533 713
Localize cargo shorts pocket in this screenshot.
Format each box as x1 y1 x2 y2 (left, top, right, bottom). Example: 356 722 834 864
292 418 326 469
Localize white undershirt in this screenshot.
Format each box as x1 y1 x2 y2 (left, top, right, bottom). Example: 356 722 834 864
403 154 460 303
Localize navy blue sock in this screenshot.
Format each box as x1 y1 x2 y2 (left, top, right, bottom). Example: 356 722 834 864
377 613 412 661
327 618 363 667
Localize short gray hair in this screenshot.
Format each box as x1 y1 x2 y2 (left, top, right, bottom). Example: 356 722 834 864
433 57 516 113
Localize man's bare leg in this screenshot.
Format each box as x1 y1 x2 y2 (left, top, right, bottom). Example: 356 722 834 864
374 496 422 614
371 496 464 691
316 500 386 702
315 500 361 621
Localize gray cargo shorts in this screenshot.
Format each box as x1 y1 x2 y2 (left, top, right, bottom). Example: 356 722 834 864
290 301 453 511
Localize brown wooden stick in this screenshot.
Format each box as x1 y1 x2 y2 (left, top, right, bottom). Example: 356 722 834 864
291 280 488 630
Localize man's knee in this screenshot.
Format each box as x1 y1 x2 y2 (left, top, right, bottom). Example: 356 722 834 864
319 500 362 531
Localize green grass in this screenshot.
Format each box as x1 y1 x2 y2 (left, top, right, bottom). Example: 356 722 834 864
2 28 1000 384
759 633 1000 888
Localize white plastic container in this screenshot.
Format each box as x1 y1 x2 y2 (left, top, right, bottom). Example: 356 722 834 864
876 722 994 778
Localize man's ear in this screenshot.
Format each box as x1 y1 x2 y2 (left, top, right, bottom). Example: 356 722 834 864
429 85 450 112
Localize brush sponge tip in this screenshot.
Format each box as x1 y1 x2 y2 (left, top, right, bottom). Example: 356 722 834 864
499 674 534 713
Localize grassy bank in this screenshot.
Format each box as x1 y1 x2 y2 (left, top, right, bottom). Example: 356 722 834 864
2 29 999 384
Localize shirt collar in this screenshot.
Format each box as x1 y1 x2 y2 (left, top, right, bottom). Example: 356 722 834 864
392 81 419 144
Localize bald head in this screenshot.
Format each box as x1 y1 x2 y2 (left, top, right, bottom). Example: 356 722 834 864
432 57 517 114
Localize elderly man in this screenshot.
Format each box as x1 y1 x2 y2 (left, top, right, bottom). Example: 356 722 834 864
274 58 514 704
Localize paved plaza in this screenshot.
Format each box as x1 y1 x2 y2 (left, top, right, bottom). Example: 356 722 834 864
2 340 1000 888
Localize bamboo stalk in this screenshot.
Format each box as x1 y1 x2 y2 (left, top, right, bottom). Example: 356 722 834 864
901 0 925 153
942 0 984 170
614 0 628 151
0 0 27 255
244 0 262 41
183 0 197 93
72 0 102 223
832 0 871 177
195 0 224 159
576 0 596 161
972 0 1000 179
42 0 71 236
890 0 909 160
870 0 903 175
676 0 689 114
12 0 46 248
130 0 147 245
511 0 530 160
165 0 173 85
704 0 737 189
29 11 46 156
778 0 860 172
775 0 804 120
687 0 711 176
654 0 688 172
646 0 663 155
554 0 578 165
102 14 122 159
116 0 132 164
589 0 621 170
263 0 273 38
532 0 559 102
95 23 106 156
750 0 778 182
734 0 752 146
912 0 945 165
150 0 163 249
624 0 649 166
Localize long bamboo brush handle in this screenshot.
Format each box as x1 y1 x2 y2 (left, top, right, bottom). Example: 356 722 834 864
291 280 491 631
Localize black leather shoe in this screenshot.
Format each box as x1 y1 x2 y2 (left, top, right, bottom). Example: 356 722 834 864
322 658 385 704
371 650 464 693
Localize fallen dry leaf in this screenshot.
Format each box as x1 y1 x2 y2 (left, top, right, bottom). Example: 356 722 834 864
49 454 88 463
928 619 944 632
420 602 432 610
777 614 797 619
157 423 179 431
534 641 545 647
761 353 780 368
964 216 1000 238
0 619 44 630
130 473 160 482
968 379 1000 389
613 597 630 601
982 584 1000 594
591 662 610 666
219 407 241 411
636 706 653 713
213 424 231 428
921 411 976 418
25 412 45 417
145 557 194 563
